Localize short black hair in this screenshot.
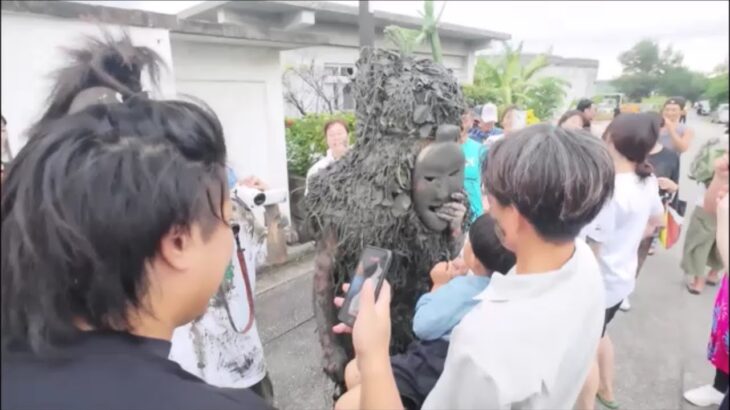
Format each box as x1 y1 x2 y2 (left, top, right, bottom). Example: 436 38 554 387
483 124 615 243
1 97 228 355
469 214 516 275
557 110 590 128
603 112 660 180
576 99 594 112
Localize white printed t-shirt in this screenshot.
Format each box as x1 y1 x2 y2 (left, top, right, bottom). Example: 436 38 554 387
581 173 664 308
423 239 605 410
169 225 267 388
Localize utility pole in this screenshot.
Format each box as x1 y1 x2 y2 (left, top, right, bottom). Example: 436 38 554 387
358 0 374 48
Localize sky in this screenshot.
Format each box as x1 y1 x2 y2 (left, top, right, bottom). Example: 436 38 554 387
74 0 729 80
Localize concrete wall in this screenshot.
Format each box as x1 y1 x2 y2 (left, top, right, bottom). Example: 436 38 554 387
0 11 175 156
171 37 291 219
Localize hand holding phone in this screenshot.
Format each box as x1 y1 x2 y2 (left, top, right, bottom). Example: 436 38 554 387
337 246 393 328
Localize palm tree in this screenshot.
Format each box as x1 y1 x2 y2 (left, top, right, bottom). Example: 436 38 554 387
384 0 445 62
475 42 554 106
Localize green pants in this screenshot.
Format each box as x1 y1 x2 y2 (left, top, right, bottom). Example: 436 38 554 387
681 206 724 277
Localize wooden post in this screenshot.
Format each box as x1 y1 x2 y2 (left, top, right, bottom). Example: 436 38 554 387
358 0 374 48
264 204 288 265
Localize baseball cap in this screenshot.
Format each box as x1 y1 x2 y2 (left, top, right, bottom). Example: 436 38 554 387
473 103 498 123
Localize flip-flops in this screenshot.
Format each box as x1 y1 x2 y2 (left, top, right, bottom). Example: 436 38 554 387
686 284 701 295
597 393 620 409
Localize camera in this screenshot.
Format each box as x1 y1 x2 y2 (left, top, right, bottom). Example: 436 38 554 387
233 186 288 209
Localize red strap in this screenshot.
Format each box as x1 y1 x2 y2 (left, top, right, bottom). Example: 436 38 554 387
236 248 256 334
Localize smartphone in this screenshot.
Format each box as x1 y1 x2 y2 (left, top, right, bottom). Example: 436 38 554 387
337 246 393 327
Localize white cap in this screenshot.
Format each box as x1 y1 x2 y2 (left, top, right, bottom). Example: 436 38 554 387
480 103 498 123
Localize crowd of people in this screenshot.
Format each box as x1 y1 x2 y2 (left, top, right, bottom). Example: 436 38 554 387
1 32 728 410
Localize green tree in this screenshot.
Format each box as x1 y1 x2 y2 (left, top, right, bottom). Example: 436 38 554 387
657 67 708 102
524 77 570 120
612 39 686 101
462 42 567 119
704 73 729 110
384 0 445 62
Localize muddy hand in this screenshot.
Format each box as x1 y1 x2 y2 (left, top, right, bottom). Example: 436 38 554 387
436 197 466 232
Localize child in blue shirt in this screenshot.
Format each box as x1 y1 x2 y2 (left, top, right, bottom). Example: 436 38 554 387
413 214 516 341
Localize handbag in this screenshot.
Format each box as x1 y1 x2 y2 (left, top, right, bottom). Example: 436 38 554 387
658 194 684 249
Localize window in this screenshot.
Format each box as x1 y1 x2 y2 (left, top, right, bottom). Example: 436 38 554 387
324 63 356 112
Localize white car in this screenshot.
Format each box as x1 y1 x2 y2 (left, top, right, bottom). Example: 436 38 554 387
711 103 729 124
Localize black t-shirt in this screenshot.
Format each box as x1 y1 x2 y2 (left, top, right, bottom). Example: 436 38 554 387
648 146 680 202
1 331 270 410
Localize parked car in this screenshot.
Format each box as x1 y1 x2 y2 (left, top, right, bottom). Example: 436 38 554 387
711 103 729 124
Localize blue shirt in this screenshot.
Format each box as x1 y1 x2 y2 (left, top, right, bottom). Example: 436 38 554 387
468 126 503 144
462 139 485 220
412 275 491 341
227 166 237 190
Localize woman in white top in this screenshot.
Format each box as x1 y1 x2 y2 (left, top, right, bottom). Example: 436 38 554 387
305 119 350 195
577 113 665 410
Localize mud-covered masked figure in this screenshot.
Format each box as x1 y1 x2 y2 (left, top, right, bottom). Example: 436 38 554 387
306 48 469 390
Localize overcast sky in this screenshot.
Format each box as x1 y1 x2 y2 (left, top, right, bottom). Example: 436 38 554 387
75 0 729 80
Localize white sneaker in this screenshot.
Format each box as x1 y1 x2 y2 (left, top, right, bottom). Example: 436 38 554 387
619 298 631 312
683 385 725 407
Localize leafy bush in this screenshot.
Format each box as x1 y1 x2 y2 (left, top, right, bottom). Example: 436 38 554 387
285 113 356 177
705 73 729 110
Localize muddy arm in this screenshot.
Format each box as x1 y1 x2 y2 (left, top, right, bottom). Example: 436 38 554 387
312 228 348 387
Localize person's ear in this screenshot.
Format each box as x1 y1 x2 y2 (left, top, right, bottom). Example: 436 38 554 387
158 224 194 271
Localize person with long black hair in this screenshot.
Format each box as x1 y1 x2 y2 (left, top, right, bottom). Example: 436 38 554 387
577 113 665 410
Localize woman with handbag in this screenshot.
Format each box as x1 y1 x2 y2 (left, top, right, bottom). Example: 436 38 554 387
628 117 682 312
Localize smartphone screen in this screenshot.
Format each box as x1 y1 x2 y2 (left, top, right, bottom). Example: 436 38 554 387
337 246 393 327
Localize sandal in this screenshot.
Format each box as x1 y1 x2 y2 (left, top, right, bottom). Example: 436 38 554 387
597 393 620 409
686 284 700 295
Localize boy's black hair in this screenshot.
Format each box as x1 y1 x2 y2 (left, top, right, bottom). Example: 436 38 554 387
483 124 615 243
576 98 594 113
469 214 516 275
1 97 228 355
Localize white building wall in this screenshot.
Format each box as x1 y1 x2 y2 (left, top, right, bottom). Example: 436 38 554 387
171 38 290 219
0 12 175 155
533 65 599 116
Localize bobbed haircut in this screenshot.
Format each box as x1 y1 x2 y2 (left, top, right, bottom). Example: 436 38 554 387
468 214 516 275
558 110 590 129
602 112 660 180
1 97 228 355
483 124 615 243
576 98 594 113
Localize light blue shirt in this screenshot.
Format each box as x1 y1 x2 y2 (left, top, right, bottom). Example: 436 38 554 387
227 166 237 190
412 275 491 341
462 139 486 221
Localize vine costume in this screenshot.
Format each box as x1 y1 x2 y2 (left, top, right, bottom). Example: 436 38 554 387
306 48 469 389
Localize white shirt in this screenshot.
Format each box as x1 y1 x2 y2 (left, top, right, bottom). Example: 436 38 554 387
305 150 336 195
581 173 663 307
169 220 267 388
423 239 605 410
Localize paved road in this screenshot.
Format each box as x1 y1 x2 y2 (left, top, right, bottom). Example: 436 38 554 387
255 114 728 410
